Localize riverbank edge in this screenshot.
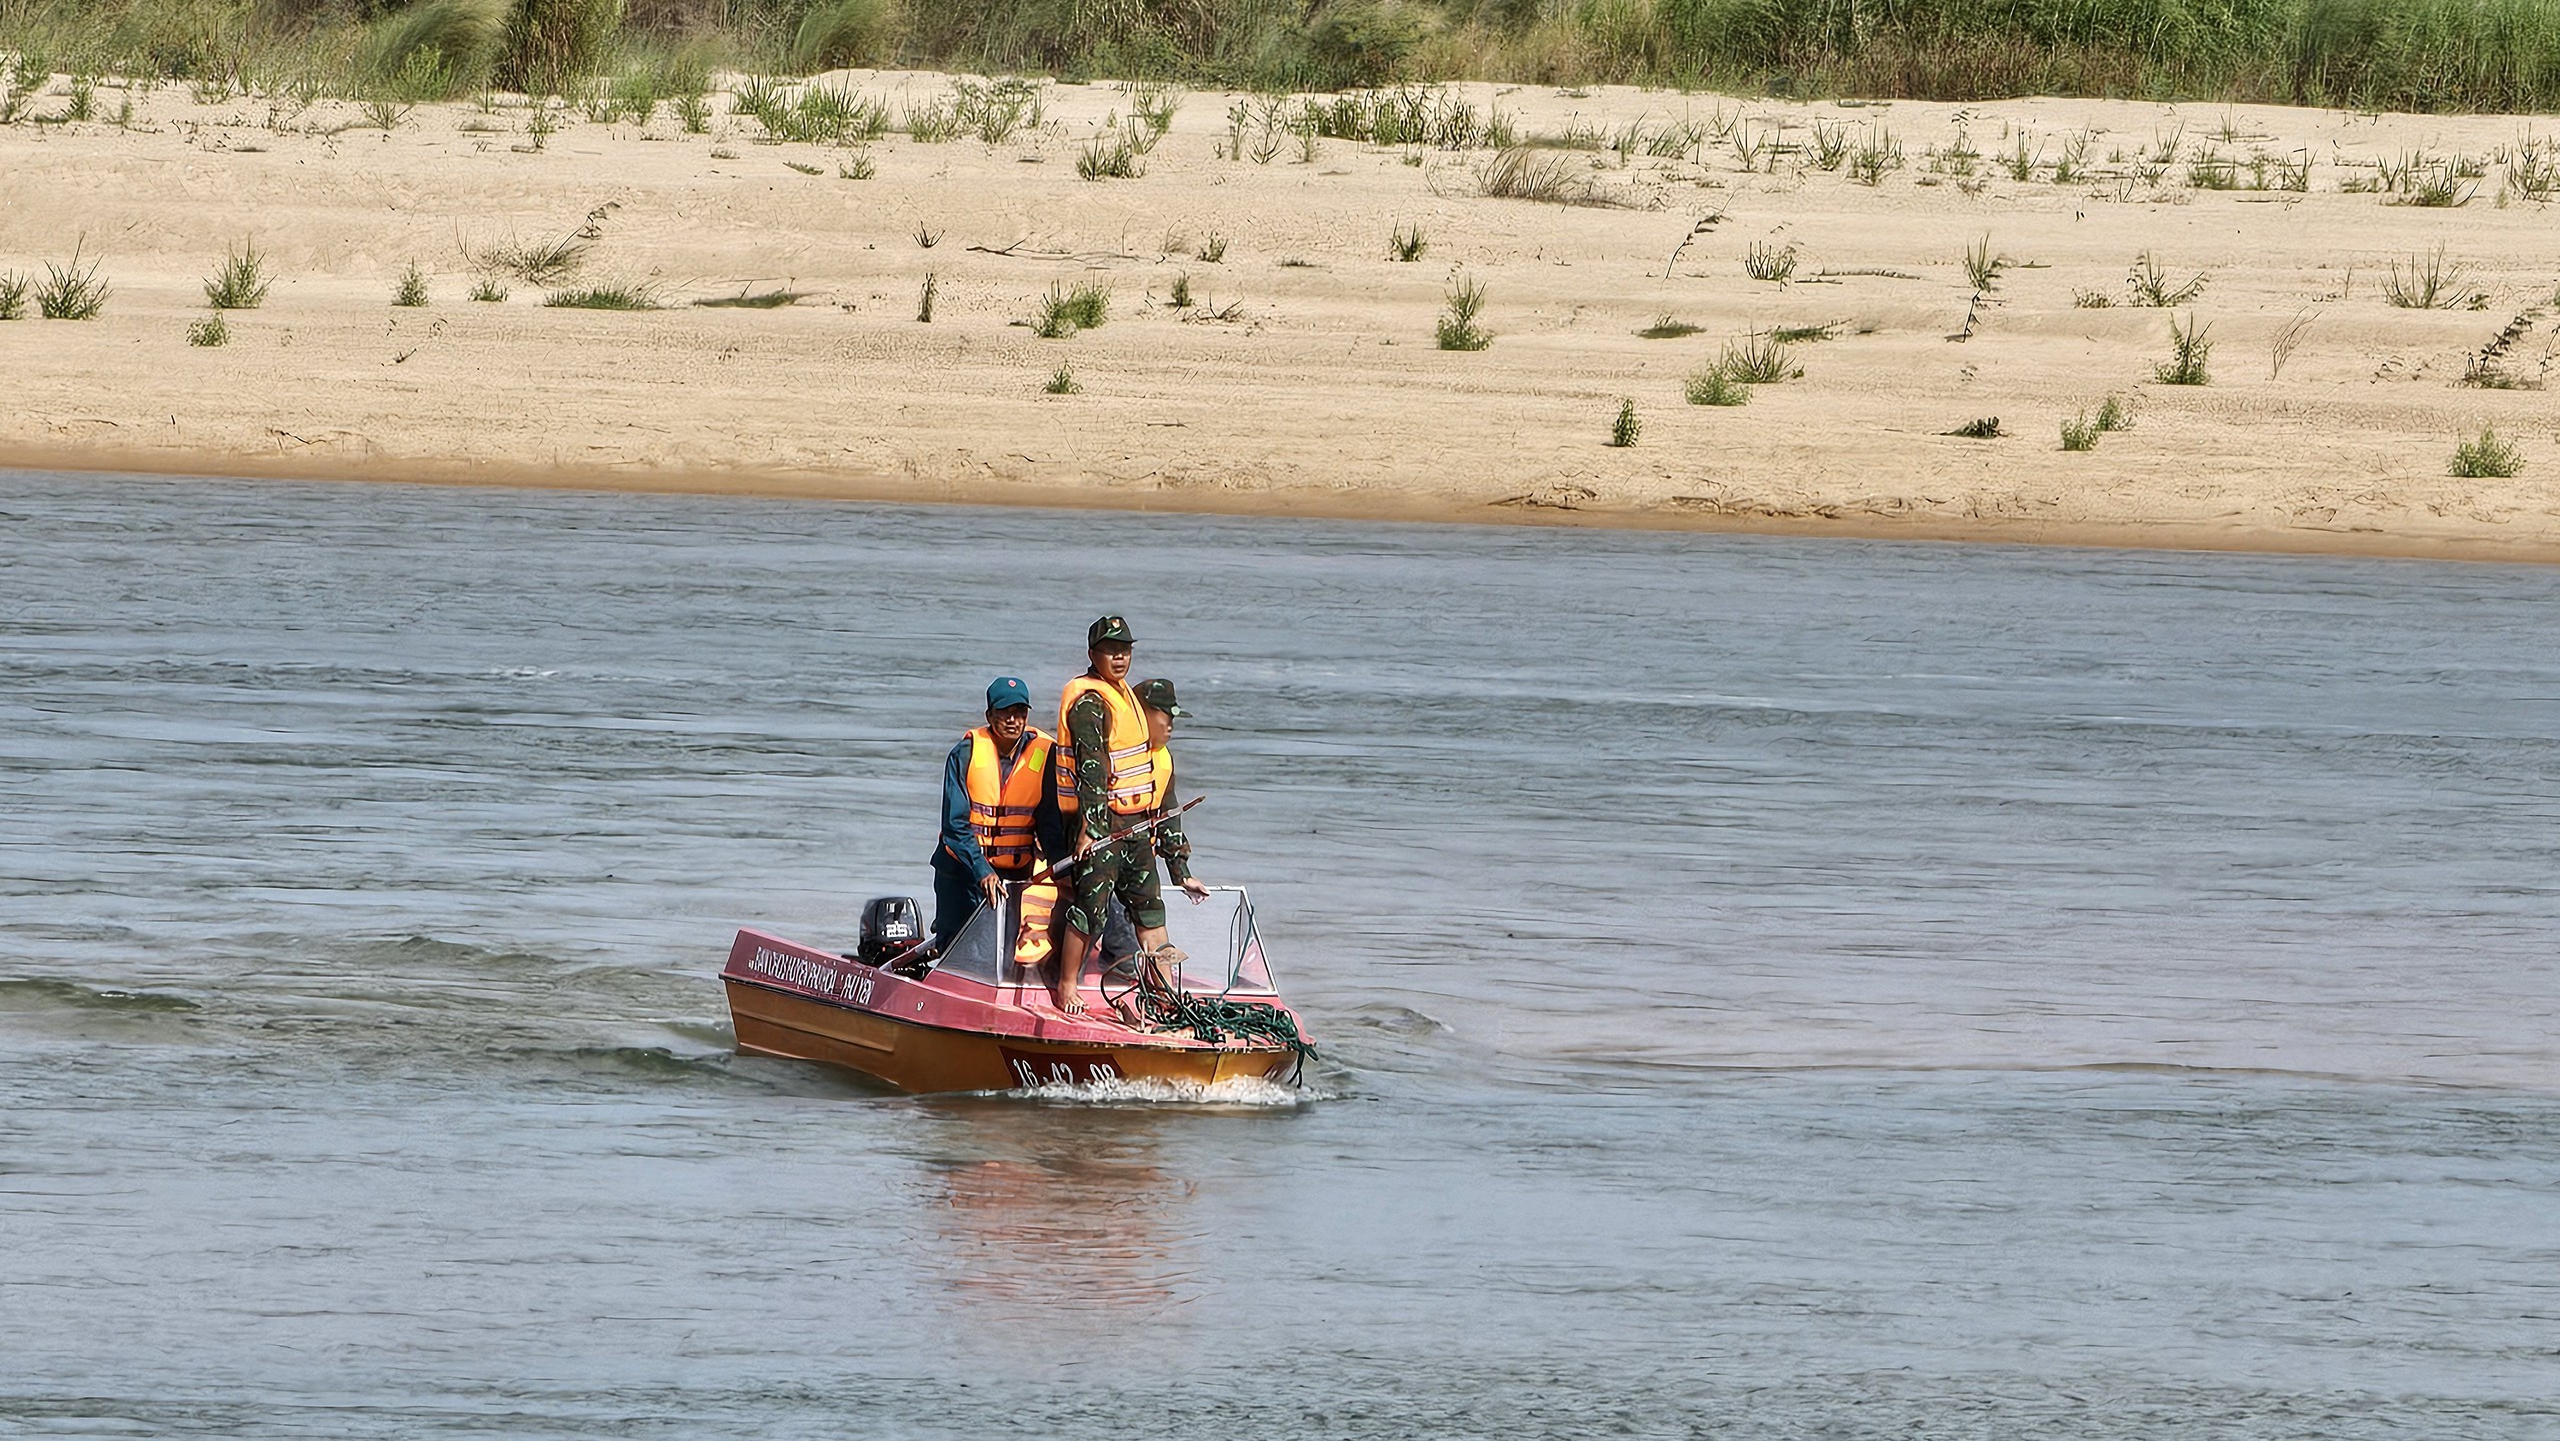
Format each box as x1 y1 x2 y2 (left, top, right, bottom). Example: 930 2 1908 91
13 442 2560 565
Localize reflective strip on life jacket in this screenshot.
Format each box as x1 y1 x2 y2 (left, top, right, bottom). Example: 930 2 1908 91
964 725 1052 871
1054 677 1165 816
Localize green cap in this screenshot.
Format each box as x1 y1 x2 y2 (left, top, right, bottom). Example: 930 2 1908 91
1088 615 1135 646
1134 678 1186 716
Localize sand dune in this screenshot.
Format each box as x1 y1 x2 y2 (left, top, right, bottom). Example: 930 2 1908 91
3 71 2557 559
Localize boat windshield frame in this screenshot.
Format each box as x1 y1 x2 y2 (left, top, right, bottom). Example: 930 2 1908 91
921 883 1281 997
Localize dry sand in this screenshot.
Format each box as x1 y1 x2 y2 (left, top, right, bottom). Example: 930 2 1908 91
4 72 2559 559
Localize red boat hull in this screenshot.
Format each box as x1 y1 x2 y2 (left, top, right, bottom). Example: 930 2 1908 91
720 928 1302 1095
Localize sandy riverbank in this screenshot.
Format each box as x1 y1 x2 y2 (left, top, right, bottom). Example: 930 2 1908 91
4 72 2558 560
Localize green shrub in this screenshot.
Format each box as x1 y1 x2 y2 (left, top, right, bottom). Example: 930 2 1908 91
393 262 430 308
1685 367 1748 405
790 0 902 73
2060 411 2099 450
361 0 504 100
1033 280 1110 336
1303 0 1436 89
187 312 230 347
500 0 624 96
2451 426 2524 477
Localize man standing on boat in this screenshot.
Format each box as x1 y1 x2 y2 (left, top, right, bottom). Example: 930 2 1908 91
1048 618 1208 1015
928 676 1061 952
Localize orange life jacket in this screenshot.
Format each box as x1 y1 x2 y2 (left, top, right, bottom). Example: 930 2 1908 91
1054 676 1168 817
963 725 1052 872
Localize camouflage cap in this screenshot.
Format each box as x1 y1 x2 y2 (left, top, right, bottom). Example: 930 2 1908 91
1133 678 1186 716
1088 615 1135 646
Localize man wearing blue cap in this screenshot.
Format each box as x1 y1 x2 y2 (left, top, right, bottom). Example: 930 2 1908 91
928 677 1063 950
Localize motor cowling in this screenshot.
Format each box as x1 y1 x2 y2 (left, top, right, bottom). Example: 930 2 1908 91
858 896 924 964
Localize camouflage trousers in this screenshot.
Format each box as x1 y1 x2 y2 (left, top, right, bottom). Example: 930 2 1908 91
1064 837 1164 936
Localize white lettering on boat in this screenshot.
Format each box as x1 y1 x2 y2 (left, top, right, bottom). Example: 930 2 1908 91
746 945 845 997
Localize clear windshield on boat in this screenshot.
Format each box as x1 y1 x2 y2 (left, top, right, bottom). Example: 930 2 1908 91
1162 886 1279 996
931 900 1008 986
926 883 1279 997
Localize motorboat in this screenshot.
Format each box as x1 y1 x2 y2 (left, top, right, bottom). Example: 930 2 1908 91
721 884 1311 1094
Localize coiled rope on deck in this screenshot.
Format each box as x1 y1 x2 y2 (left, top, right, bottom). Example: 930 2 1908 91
1103 954 1318 1083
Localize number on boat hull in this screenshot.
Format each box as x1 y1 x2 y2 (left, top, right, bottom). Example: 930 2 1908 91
999 1048 1123 1088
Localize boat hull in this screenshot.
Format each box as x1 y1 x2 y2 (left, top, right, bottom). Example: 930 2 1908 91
725 977 1300 1093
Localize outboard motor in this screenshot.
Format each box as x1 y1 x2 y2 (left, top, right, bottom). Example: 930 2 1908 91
857 896 924 965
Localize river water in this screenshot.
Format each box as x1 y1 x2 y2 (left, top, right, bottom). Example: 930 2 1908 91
3 471 2555 1437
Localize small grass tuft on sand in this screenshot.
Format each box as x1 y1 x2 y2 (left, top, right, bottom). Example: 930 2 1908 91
392 261 430 307
203 243 272 310
1077 133 1144 180
2451 426 2524 477
36 247 109 320
1718 331 1800 384
1685 367 1749 405
1437 274 1491 350
1608 399 1641 447
1744 241 1797 282
2382 244 2477 309
1388 222 1428 262
693 289 804 308
2061 411 2100 450
2127 251 2208 307
186 312 230 347
1479 147 1602 205
1044 361 1080 394
546 283 660 309
0 271 28 321
1948 415 2004 438
1639 315 1702 339
2153 313 2213 384
469 276 509 302
1961 233 2010 292
472 230 591 286
1033 280 1110 337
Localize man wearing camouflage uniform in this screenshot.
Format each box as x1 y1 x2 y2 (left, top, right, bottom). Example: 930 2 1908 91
1048 617 1207 1014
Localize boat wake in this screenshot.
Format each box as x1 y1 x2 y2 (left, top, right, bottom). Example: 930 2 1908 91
1007 1074 1311 1107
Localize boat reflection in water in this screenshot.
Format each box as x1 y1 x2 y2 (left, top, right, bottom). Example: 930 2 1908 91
723 885 1312 1096
912 1108 1209 1316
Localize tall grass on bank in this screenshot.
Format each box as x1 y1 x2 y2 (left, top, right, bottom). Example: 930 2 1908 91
17 0 2560 115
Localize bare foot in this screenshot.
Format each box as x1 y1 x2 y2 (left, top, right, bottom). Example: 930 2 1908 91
1054 987 1087 1016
